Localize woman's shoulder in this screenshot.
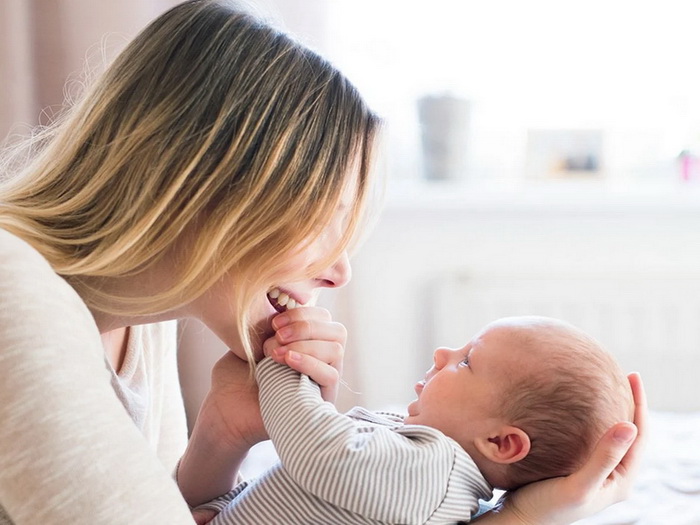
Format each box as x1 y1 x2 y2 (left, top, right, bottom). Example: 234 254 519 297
0 227 55 277
0 228 94 328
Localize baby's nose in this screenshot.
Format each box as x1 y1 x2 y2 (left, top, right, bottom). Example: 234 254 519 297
432 347 452 369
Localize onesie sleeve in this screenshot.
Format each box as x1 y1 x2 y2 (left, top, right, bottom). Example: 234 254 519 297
0 231 194 524
256 358 456 523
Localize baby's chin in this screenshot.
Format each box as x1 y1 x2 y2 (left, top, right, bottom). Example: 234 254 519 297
404 401 420 424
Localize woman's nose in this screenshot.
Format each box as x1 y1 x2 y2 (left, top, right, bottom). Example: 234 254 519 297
317 250 352 289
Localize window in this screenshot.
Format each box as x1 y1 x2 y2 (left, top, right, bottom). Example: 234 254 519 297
323 0 700 188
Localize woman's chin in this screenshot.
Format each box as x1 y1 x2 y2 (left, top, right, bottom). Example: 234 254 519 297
247 311 277 359
227 346 252 361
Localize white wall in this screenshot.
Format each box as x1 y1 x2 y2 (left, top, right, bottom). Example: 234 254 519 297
338 182 700 413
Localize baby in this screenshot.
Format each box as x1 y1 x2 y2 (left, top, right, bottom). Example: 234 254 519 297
200 315 634 524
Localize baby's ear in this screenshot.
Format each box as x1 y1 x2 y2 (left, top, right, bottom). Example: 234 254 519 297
474 426 530 464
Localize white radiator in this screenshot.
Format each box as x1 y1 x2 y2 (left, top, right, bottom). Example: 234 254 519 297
431 272 700 412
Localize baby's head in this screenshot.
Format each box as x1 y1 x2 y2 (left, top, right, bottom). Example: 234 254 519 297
405 316 634 490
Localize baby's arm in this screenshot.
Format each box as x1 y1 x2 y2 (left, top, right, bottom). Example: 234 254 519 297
256 309 464 523
257 359 458 523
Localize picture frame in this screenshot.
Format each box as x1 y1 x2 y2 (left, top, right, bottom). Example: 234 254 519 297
525 128 604 179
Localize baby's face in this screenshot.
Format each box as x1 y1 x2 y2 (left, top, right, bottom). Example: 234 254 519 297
404 320 534 447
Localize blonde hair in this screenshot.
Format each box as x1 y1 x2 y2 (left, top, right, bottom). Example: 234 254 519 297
495 317 633 489
0 0 381 359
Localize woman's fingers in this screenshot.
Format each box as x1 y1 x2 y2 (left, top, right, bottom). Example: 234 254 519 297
565 421 637 506
572 372 647 496
614 372 647 480
629 372 647 433
494 374 648 525
597 373 648 503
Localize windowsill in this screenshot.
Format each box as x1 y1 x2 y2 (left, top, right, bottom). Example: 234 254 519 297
381 178 700 215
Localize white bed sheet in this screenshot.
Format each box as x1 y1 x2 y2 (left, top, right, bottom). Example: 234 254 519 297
575 410 700 525
242 410 700 524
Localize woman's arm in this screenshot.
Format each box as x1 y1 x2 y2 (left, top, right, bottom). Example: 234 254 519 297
0 232 194 524
472 372 647 525
177 351 265 507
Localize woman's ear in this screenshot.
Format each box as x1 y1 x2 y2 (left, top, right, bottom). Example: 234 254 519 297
474 425 531 464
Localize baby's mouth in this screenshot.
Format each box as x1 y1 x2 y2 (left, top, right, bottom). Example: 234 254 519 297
267 287 302 313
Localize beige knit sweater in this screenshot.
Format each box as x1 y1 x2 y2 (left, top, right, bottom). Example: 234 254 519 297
0 229 194 524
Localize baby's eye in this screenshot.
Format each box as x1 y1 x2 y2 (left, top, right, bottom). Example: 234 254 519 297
461 355 470 367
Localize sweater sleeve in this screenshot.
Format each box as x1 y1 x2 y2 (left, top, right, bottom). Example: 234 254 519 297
0 231 194 524
256 358 456 523
148 321 189 476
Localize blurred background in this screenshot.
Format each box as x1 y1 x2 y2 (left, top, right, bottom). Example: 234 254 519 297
2 0 700 424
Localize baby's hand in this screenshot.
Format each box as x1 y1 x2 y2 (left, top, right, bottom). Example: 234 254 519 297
263 306 346 402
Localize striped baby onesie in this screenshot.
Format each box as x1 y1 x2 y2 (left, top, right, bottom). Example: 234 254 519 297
203 358 492 524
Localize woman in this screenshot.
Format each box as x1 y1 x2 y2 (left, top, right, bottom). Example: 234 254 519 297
0 1 645 523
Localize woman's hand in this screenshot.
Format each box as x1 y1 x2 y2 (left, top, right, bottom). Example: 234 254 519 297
178 351 264 507
206 350 267 449
263 306 346 403
475 372 647 525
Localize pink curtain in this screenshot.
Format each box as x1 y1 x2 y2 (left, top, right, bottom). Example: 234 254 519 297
0 0 180 142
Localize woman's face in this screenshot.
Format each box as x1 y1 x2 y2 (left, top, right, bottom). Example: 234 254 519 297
187 174 358 360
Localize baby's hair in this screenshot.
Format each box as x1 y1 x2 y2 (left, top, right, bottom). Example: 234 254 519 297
0 0 382 361
496 318 633 489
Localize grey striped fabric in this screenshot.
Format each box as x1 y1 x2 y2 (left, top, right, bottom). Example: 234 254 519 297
206 358 492 524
